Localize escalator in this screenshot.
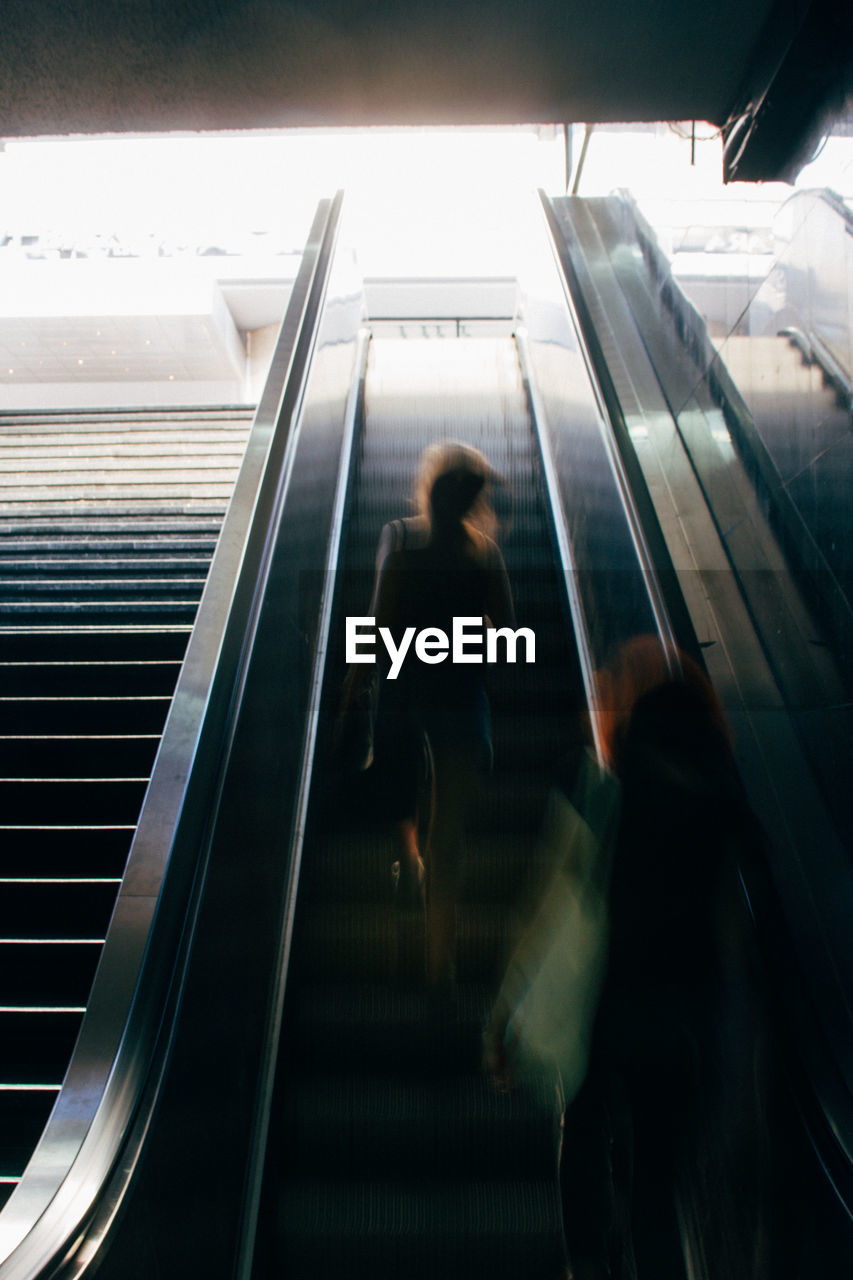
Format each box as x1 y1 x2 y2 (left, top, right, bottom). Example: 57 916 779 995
1 189 850 1279
0 193 372 1280
253 197 852 1277
53 194 673 1280
261 335 585 1276
252 199 853 1274
540 191 853 1274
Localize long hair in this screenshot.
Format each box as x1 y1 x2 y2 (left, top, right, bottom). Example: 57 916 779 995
413 441 499 543
595 634 733 776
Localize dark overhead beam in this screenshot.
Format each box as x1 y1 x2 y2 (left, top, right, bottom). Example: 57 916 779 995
1 1 772 136
5 0 848 181
722 0 853 181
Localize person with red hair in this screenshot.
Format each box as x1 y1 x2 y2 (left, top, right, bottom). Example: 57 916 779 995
485 634 765 1279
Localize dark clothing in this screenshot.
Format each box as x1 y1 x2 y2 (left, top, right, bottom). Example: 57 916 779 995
369 517 511 817
562 680 759 1279
599 681 748 1077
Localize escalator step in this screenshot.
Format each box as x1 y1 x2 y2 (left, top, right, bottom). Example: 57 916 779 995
284 980 490 1075
280 1071 562 1178
276 1178 566 1279
294 903 515 985
471 771 551 832
489 712 578 770
300 830 553 908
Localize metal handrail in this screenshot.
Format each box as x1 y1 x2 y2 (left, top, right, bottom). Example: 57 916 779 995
778 325 853 409
234 322 371 1279
537 191 685 671
515 326 607 766
0 193 345 1280
529 189 685 673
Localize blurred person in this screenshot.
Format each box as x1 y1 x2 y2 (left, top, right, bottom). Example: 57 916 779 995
344 441 514 993
486 635 766 1280
574 637 770 1280
481 739 620 1102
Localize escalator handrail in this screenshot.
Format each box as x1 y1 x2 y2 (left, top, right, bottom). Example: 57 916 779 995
528 190 696 672
0 193 345 1280
234 323 371 1280
514 326 608 766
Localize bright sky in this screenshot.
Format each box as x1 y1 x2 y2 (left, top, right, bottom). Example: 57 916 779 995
1 122 851 276
1 128 565 276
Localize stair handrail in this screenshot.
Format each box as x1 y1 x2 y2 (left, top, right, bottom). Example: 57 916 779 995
778 325 853 410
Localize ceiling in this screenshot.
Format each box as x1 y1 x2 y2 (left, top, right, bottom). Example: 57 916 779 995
0 2 850 181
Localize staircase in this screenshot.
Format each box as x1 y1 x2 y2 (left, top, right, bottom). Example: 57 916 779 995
717 331 853 604
0 405 253 1210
